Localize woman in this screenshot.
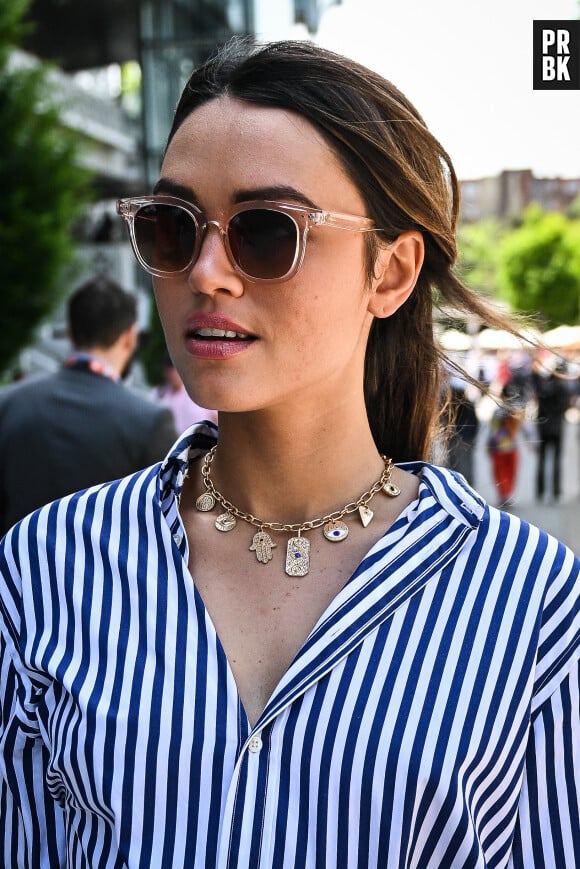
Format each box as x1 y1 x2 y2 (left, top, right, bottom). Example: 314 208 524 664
486 383 524 507
1 40 578 868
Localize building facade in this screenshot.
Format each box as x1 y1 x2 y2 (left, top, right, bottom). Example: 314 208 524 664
13 0 339 374
460 169 580 223
25 0 339 186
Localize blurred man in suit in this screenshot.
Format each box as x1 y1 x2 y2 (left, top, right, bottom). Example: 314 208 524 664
532 357 570 502
0 276 177 536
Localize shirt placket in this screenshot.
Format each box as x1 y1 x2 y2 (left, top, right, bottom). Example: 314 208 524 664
215 515 476 868
217 721 274 869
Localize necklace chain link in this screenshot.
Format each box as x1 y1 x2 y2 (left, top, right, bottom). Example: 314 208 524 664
200 446 394 533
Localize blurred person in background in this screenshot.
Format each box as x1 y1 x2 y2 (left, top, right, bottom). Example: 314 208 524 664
154 352 218 432
443 376 480 485
487 382 523 508
532 355 571 502
0 276 177 535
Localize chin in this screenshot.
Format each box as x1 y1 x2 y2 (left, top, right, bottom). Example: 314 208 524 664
182 376 265 415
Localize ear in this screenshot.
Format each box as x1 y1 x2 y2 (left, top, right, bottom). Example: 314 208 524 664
367 230 424 319
122 322 139 352
113 323 139 360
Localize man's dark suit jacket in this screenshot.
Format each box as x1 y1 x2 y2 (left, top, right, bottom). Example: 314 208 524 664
0 366 178 536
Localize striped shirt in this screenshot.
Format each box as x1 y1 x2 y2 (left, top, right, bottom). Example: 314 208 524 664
1 424 578 868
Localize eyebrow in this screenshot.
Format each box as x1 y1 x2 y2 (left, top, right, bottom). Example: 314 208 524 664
153 178 197 201
233 185 318 208
153 178 318 209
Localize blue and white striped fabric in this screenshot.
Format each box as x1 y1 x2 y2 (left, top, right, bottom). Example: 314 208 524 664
1 425 578 868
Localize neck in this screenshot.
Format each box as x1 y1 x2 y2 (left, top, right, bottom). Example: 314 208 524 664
76 345 125 379
206 402 384 524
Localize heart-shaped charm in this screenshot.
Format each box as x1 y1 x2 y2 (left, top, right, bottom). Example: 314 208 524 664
358 505 374 527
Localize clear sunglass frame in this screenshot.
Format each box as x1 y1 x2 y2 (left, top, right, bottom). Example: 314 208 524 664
116 194 380 283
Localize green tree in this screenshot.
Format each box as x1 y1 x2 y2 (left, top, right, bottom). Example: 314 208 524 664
568 192 580 220
140 301 169 387
0 0 93 375
498 205 580 327
457 219 504 297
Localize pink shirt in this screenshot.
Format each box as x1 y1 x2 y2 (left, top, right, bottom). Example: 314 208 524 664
155 384 217 434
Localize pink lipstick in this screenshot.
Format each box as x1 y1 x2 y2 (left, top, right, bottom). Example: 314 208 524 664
184 313 257 360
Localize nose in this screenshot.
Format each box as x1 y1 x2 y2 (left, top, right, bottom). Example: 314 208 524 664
186 220 244 297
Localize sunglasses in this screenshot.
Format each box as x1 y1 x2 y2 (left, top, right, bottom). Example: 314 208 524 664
117 194 381 283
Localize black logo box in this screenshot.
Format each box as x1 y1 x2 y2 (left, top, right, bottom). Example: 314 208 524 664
533 20 580 90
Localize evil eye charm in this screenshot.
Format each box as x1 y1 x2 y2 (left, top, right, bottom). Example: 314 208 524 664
215 513 237 532
323 521 349 542
383 482 401 497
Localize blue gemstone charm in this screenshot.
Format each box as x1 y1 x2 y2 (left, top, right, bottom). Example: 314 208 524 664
285 536 310 576
323 521 349 542
215 512 236 532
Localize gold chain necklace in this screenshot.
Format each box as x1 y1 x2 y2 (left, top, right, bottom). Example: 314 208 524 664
195 446 401 577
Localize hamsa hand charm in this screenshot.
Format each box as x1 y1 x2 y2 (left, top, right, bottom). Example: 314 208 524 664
250 530 276 564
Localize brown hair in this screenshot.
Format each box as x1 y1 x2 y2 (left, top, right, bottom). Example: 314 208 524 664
166 38 517 461
68 276 137 349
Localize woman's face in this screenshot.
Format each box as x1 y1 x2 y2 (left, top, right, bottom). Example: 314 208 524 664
154 95 378 415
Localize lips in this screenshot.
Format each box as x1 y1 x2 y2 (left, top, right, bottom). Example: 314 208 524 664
184 313 257 359
193 327 251 340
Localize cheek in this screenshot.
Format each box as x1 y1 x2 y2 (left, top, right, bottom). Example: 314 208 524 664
152 280 166 314
152 282 183 332
277 281 369 370
289 254 370 326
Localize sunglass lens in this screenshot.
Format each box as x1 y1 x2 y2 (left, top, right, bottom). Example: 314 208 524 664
229 209 298 280
134 204 197 273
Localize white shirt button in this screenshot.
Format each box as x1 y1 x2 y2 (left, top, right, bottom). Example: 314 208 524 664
173 533 183 546
248 735 263 753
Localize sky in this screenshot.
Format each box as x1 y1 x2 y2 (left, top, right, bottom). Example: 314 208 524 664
312 0 579 180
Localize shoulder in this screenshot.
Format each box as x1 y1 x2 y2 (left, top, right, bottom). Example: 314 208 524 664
403 462 577 581
0 466 162 630
0 372 58 405
398 462 579 692
114 382 172 418
0 464 167 663
0 425 206 561
1 463 160 560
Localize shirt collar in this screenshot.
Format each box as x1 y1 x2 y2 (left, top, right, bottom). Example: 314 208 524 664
157 424 485 533
158 422 218 536
398 460 486 527
64 351 120 382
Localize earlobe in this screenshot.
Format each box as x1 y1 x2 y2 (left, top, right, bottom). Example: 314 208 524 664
367 230 424 319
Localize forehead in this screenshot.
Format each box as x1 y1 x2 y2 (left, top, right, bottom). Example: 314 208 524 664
160 96 363 210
